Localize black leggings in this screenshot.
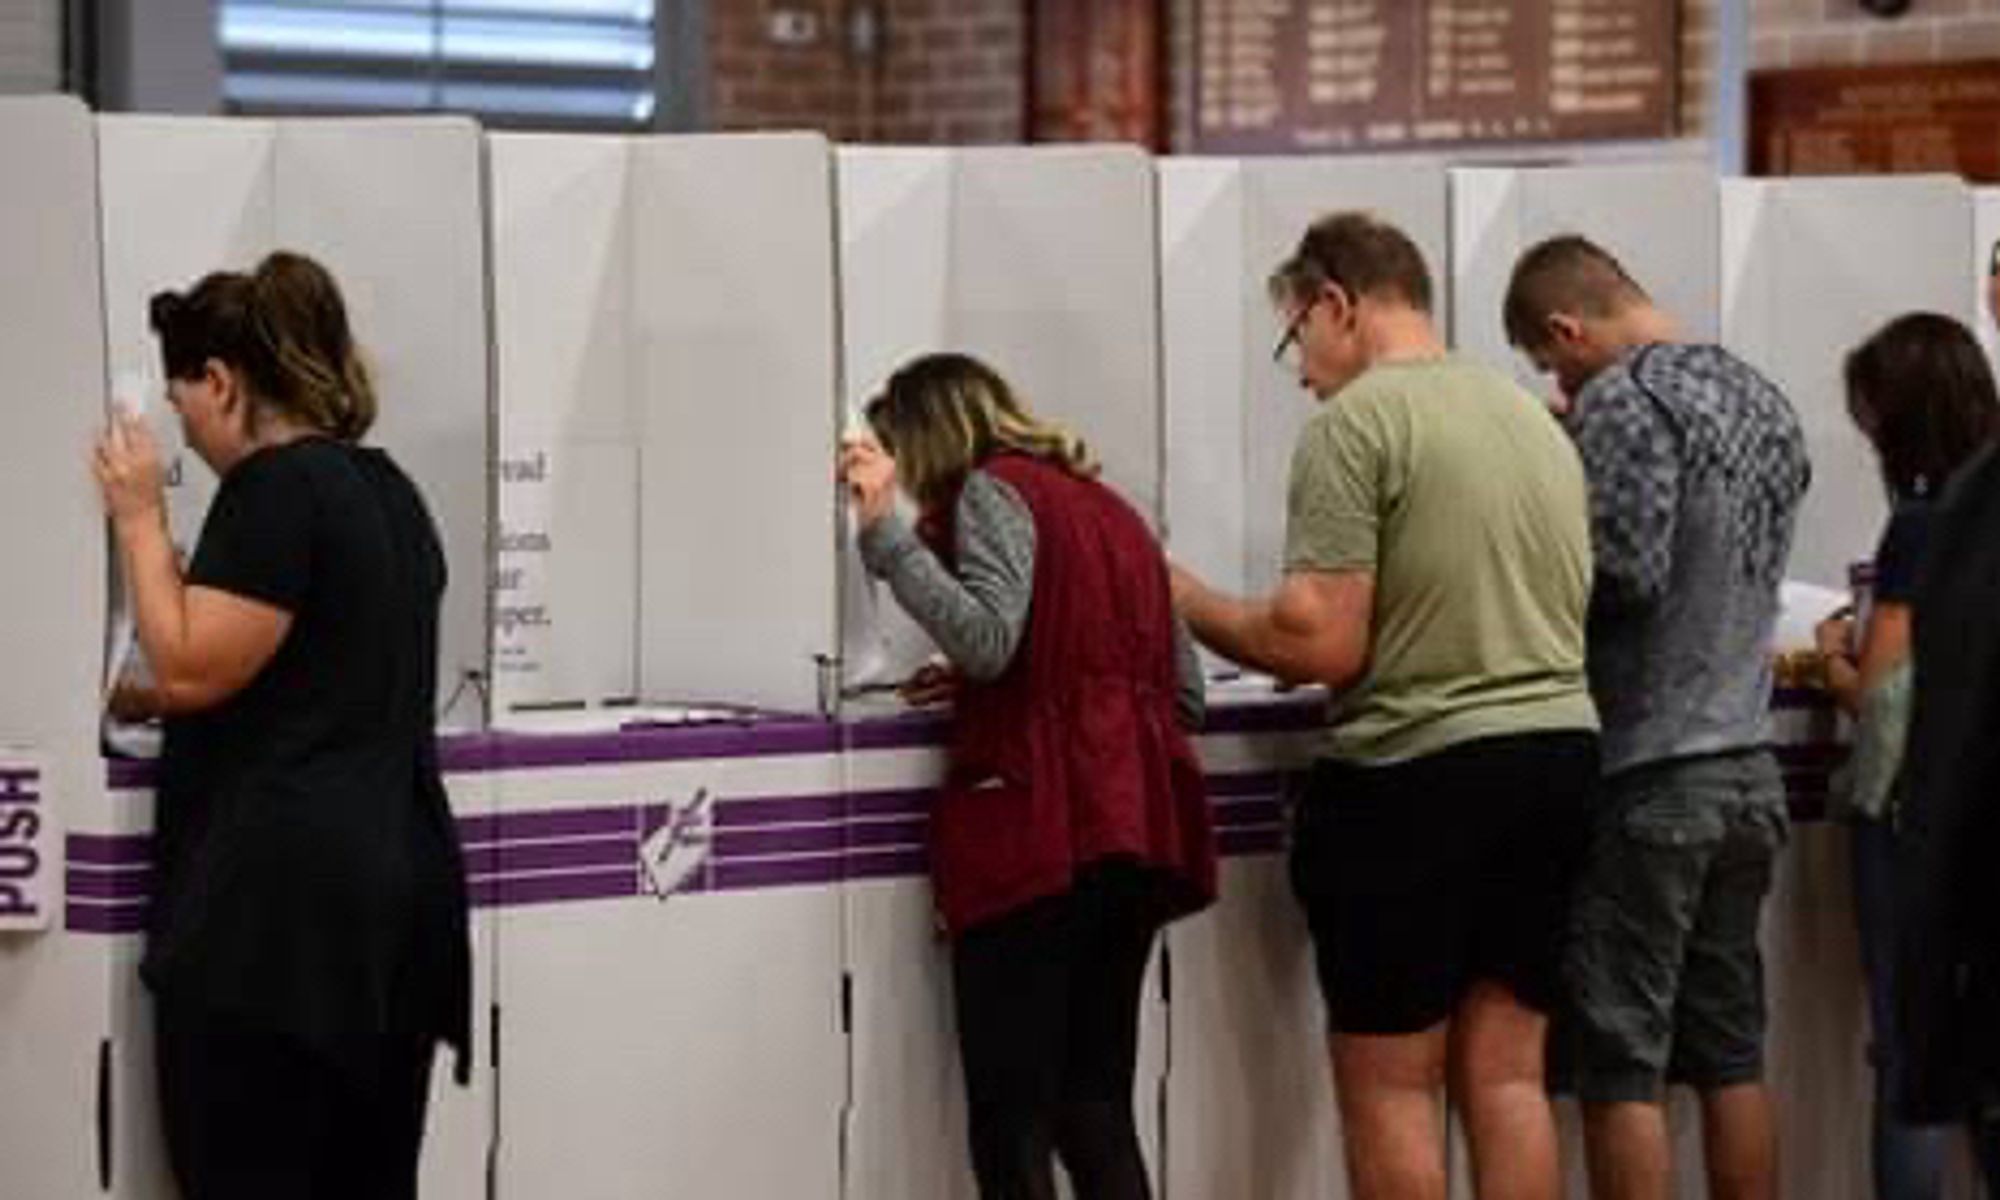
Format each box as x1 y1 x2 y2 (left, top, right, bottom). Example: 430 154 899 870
155 1002 435 1200
951 861 1164 1200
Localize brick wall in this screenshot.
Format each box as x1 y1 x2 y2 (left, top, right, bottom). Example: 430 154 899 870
1752 0 2000 69
706 0 1025 144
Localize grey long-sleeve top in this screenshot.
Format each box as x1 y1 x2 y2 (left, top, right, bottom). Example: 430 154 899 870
857 469 1206 730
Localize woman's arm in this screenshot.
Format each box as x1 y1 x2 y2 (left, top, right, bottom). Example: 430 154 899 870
95 417 291 715
1818 602 1911 718
857 472 1032 683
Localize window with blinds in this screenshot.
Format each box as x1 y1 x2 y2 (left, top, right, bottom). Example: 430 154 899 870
219 1 658 129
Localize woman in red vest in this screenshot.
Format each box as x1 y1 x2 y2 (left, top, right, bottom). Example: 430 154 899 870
841 352 1215 1200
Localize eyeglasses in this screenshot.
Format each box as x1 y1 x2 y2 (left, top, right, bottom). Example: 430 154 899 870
1272 298 1319 365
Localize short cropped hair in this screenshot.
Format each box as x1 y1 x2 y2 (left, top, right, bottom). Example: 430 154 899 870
1503 235 1649 352
1269 212 1434 315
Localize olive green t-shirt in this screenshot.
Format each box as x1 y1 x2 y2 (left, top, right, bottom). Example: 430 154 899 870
1285 356 1597 764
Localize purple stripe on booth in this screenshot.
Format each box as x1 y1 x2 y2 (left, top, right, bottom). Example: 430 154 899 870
105 758 154 790
1213 798 1283 829
841 712 953 752
481 837 636 875
469 868 638 908
1218 827 1285 857
466 805 637 844
66 901 148 934
66 866 153 900
845 847 929 881
1207 771 1291 798
482 719 841 771
713 792 848 829
67 832 152 866
1203 702 1324 735
848 787 938 818
709 853 847 893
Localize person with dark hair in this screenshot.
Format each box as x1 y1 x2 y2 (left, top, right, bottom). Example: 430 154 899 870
1816 312 2000 1200
1177 211 1601 1200
1503 234 1809 1200
838 352 1213 1200
93 250 470 1198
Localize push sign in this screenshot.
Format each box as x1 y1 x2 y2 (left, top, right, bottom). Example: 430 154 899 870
0 752 51 931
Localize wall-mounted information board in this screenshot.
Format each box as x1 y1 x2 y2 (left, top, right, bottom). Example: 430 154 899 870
1194 0 1678 154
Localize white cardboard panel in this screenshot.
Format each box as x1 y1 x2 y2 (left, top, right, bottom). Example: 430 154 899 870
1165 860 1349 1200
489 134 639 714
1241 159 1449 595
97 116 494 728
1974 187 2000 361
1450 162 1720 395
834 147 951 690
1160 159 1249 599
633 134 841 713
96 115 276 555
1723 177 1973 588
0 93 114 1200
493 755 846 1200
274 118 492 729
948 147 1163 524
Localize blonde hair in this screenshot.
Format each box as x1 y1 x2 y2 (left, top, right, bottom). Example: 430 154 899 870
865 353 1097 511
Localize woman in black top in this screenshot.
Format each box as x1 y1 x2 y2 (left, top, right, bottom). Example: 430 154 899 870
1816 312 2000 1200
94 251 470 1199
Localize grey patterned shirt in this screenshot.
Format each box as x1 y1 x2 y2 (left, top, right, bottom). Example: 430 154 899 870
1567 343 1810 776
859 469 1205 729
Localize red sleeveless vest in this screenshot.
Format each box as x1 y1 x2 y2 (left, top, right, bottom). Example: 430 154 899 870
922 454 1216 934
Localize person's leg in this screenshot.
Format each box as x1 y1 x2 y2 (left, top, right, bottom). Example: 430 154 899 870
320 1034 437 1200
1448 980 1558 1200
1455 731 1597 1200
1292 754 1472 1200
1853 818 1950 1200
1333 1025 1451 1200
1668 763 1787 1200
152 1001 328 1200
1569 763 1720 1200
1051 863 1159 1200
1583 1101 1672 1200
952 892 1074 1200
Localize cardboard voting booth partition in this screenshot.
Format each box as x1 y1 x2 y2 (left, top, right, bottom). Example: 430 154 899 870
1159 157 1449 603
0 94 116 1200
1156 155 1448 1200
1974 187 2000 362
1450 161 1721 395
489 132 840 721
1722 176 1974 590
92 113 497 1200
95 115 493 731
834 144 1170 1200
835 145 1163 692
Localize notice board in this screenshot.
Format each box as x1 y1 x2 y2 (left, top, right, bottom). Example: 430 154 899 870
1194 0 1679 154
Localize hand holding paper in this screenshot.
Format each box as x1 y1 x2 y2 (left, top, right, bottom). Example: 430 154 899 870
838 434 898 528
92 413 168 529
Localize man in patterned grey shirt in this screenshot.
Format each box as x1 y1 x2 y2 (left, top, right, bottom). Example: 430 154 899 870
1505 235 1810 1200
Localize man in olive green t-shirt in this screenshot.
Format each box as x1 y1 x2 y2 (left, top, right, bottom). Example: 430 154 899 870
1175 212 1599 1200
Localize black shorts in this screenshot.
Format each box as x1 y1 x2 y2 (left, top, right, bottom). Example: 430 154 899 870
1289 730 1598 1035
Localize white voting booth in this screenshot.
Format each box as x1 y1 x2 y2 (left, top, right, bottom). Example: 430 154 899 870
1451 160 1721 392
1160 157 1449 603
835 144 1170 1199
486 131 848 1200
1156 155 1449 1200
91 113 497 1200
489 132 840 721
0 95 115 1200
95 115 493 731
1722 175 1974 590
1975 187 2000 361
